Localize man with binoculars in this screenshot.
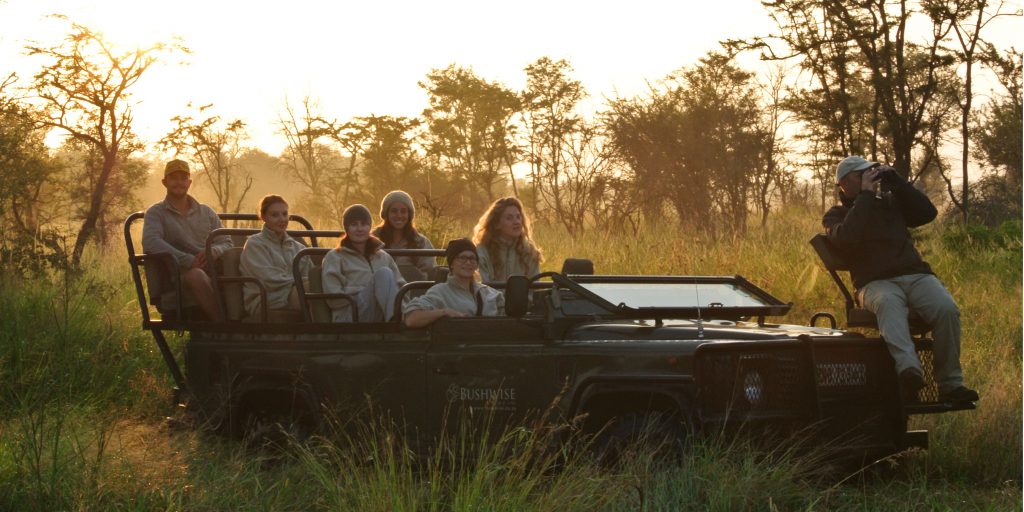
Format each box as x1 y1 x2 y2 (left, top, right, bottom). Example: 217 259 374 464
823 155 978 404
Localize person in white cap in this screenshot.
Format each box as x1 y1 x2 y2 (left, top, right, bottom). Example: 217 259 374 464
142 159 231 321
824 156 978 404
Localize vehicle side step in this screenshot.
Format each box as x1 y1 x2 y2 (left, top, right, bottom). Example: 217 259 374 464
902 429 928 450
905 401 977 414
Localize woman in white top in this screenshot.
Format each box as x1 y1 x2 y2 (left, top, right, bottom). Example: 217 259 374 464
403 238 504 328
472 197 543 283
239 195 310 318
321 204 405 322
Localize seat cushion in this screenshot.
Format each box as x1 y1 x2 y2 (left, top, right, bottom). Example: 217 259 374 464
307 263 332 323
218 247 246 321
847 307 930 335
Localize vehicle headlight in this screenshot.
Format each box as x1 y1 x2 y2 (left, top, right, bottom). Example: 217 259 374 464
743 370 765 406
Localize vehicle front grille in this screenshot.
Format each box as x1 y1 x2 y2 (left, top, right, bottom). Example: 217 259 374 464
698 349 811 421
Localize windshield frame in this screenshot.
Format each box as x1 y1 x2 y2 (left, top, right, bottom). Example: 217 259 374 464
551 274 792 321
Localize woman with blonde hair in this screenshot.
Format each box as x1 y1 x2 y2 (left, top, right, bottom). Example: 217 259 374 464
371 190 436 280
472 197 543 283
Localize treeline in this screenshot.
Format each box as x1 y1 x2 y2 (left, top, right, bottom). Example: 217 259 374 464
1 2 1021 269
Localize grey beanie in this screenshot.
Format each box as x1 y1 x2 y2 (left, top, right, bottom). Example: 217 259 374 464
380 190 415 221
342 204 372 228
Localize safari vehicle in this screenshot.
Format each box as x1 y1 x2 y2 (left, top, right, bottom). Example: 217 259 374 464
124 212 975 459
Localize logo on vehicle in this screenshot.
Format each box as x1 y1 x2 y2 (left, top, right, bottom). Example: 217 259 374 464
446 383 517 412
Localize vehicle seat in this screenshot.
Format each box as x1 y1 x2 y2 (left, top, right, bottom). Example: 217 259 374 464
217 247 246 321
398 264 426 283
809 234 929 334
143 253 180 314
306 262 333 323
429 266 449 283
561 258 594 275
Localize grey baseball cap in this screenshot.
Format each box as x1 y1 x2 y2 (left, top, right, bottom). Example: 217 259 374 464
836 156 877 184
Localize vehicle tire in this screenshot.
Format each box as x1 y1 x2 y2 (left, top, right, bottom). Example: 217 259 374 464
592 411 689 466
240 403 314 450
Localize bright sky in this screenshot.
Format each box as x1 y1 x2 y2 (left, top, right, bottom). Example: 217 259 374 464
1 0 1021 157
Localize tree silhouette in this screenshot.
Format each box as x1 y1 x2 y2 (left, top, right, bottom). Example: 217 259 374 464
26 18 185 266
160 103 253 214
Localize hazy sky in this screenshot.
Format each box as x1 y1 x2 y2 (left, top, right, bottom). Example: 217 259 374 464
1 0 1021 156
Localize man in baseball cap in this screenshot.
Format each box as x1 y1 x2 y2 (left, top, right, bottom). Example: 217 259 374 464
822 156 977 405
141 159 231 321
164 158 190 177
835 155 877 183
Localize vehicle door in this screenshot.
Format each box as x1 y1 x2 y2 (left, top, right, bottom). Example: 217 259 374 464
424 317 558 439
308 327 431 441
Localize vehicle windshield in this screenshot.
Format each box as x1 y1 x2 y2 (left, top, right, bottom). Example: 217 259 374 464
577 281 777 309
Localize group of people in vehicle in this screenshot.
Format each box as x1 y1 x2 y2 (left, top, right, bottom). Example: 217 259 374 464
141 159 543 327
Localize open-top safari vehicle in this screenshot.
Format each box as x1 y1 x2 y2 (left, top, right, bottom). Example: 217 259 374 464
123 212 975 460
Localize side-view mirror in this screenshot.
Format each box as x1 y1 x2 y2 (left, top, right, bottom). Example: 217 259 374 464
505 275 530 318
561 258 594 275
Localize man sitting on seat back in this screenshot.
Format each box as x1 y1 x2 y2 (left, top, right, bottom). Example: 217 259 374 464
142 159 231 321
823 155 978 403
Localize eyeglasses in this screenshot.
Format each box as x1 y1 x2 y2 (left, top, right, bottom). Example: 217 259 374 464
453 255 479 264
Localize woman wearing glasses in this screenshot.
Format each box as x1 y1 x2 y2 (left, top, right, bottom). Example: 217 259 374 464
402 238 504 328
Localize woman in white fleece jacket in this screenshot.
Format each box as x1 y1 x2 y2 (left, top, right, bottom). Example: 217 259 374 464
321 204 405 322
239 195 310 318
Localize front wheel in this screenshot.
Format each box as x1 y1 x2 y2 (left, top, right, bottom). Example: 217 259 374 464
591 411 690 466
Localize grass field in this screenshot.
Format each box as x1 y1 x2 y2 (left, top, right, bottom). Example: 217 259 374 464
1 207 1020 511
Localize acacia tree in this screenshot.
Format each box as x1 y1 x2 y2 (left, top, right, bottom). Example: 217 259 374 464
967 45 1023 224
606 53 767 233
819 0 957 175
420 65 521 211
743 1 873 157
356 115 422 201
279 97 345 221
319 116 372 217
0 73 66 268
160 103 253 214
26 19 183 266
521 57 585 224
554 122 615 234
931 0 1016 222
753 65 794 227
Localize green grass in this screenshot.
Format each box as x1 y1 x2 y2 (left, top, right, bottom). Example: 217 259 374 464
0 208 1020 510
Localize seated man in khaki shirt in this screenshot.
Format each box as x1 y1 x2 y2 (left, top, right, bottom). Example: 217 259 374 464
142 159 231 321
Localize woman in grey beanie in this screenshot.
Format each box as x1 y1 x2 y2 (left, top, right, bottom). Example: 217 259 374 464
371 190 437 280
321 204 405 322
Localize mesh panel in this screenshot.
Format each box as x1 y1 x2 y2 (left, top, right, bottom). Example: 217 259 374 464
916 343 939 402
698 350 808 420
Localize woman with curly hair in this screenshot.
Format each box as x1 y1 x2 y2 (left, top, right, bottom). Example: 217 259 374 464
472 197 543 283
371 190 436 280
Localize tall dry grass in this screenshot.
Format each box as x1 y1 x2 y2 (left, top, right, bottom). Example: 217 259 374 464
0 208 1020 510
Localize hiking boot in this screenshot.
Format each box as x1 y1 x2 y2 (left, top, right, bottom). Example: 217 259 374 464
939 386 980 403
899 368 925 403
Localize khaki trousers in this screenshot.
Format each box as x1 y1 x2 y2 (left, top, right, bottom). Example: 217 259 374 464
858 274 964 394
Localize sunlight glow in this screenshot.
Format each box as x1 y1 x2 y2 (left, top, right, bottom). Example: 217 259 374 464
1 0 1021 159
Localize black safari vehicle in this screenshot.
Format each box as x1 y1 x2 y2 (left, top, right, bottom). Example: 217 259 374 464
124 212 974 459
